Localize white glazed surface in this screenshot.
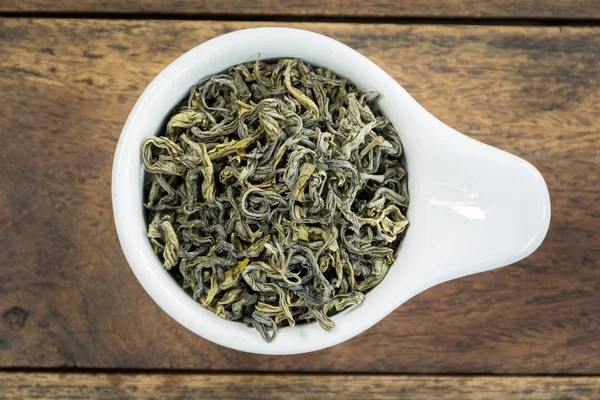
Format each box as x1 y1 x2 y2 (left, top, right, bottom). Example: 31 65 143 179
112 27 551 355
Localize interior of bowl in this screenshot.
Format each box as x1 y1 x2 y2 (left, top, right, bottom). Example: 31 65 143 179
112 27 451 354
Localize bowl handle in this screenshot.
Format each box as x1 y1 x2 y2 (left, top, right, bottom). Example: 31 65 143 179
400 123 551 290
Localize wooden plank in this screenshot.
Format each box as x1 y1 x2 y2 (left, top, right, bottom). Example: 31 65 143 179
1 0 600 19
0 19 599 373
1 373 599 399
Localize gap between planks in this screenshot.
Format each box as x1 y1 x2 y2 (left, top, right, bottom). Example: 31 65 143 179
1 12 600 26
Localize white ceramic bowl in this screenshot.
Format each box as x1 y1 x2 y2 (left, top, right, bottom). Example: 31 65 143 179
112 27 551 355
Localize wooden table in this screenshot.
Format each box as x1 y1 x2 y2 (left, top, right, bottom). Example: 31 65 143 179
1 1 599 398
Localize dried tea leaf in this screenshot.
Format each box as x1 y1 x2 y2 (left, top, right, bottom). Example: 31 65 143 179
141 58 409 342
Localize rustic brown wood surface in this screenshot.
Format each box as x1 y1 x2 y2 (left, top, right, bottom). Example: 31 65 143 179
2 373 600 400
1 0 600 19
0 18 598 373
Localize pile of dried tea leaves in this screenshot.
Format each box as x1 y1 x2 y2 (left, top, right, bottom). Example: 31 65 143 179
142 58 409 342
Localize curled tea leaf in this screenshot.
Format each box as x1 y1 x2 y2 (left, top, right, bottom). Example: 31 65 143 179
148 217 180 270
142 58 409 342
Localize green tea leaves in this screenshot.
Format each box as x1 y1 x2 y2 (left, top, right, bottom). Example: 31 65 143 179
141 58 409 342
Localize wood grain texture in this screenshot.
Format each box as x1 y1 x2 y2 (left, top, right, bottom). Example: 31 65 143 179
1 373 599 400
1 0 600 19
0 19 599 373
